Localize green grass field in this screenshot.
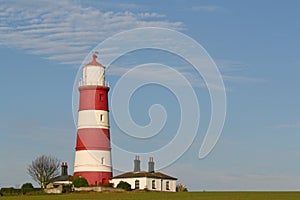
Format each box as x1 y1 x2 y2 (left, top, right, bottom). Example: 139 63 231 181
1 192 300 200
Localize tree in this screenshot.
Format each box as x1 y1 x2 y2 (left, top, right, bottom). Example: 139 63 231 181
73 177 89 187
117 181 131 191
27 155 60 188
176 183 188 192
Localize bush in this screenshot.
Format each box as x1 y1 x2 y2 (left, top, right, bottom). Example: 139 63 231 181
98 182 114 187
116 181 131 191
21 183 34 189
21 183 34 194
0 187 21 195
62 185 73 193
73 177 89 187
0 186 42 196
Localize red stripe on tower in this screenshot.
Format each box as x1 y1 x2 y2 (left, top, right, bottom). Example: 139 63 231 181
74 54 112 185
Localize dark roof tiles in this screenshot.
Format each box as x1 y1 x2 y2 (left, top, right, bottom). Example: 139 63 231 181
112 171 177 180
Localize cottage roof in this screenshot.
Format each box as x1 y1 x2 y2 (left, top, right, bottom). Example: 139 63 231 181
112 171 177 180
51 175 73 183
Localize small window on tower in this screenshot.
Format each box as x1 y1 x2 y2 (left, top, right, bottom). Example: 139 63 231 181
100 114 104 122
99 94 103 101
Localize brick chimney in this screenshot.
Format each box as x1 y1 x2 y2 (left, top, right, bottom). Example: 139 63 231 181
133 155 140 172
61 162 68 176
148 157 154 173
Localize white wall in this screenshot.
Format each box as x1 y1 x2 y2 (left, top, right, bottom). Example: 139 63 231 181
111 177 176 192
111 177 146 190
82 66 105 86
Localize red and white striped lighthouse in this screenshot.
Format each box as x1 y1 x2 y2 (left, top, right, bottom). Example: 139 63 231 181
74 53 112 185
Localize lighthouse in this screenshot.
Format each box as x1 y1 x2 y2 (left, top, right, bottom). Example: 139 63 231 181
74 53 112 185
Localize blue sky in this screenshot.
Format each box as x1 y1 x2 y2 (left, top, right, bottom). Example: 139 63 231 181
0 0 300 191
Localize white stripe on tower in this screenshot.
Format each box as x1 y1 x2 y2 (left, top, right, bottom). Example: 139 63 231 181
77 110 109 129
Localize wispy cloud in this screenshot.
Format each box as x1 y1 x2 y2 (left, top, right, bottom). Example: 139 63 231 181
192 5 221 12
0 0 182 65
222 74 266 83
1 1 260 89
107 58 265 91
138 12 166 18
271 121 300 129
87 2 145 11
107 64 213 89
216 59 267 84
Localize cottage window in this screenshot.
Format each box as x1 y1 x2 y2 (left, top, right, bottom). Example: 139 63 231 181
166 181 170 190
152 180 156 189
135 180 140 189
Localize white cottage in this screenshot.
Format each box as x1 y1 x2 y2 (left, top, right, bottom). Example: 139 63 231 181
45 162 73 194
111 156 177 192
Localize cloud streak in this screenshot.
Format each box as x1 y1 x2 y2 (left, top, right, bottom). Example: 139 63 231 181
0 0 182 65
191 5 221 12
271 121 300 129
107 60 263 92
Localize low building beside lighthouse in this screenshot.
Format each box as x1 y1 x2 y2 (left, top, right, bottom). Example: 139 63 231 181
111 156 177 192
45 162 73 194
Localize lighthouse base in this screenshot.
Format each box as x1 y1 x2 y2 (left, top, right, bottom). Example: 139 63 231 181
74 171 112 186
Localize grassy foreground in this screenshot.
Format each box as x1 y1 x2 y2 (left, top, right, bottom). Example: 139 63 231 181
1 192 300 200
